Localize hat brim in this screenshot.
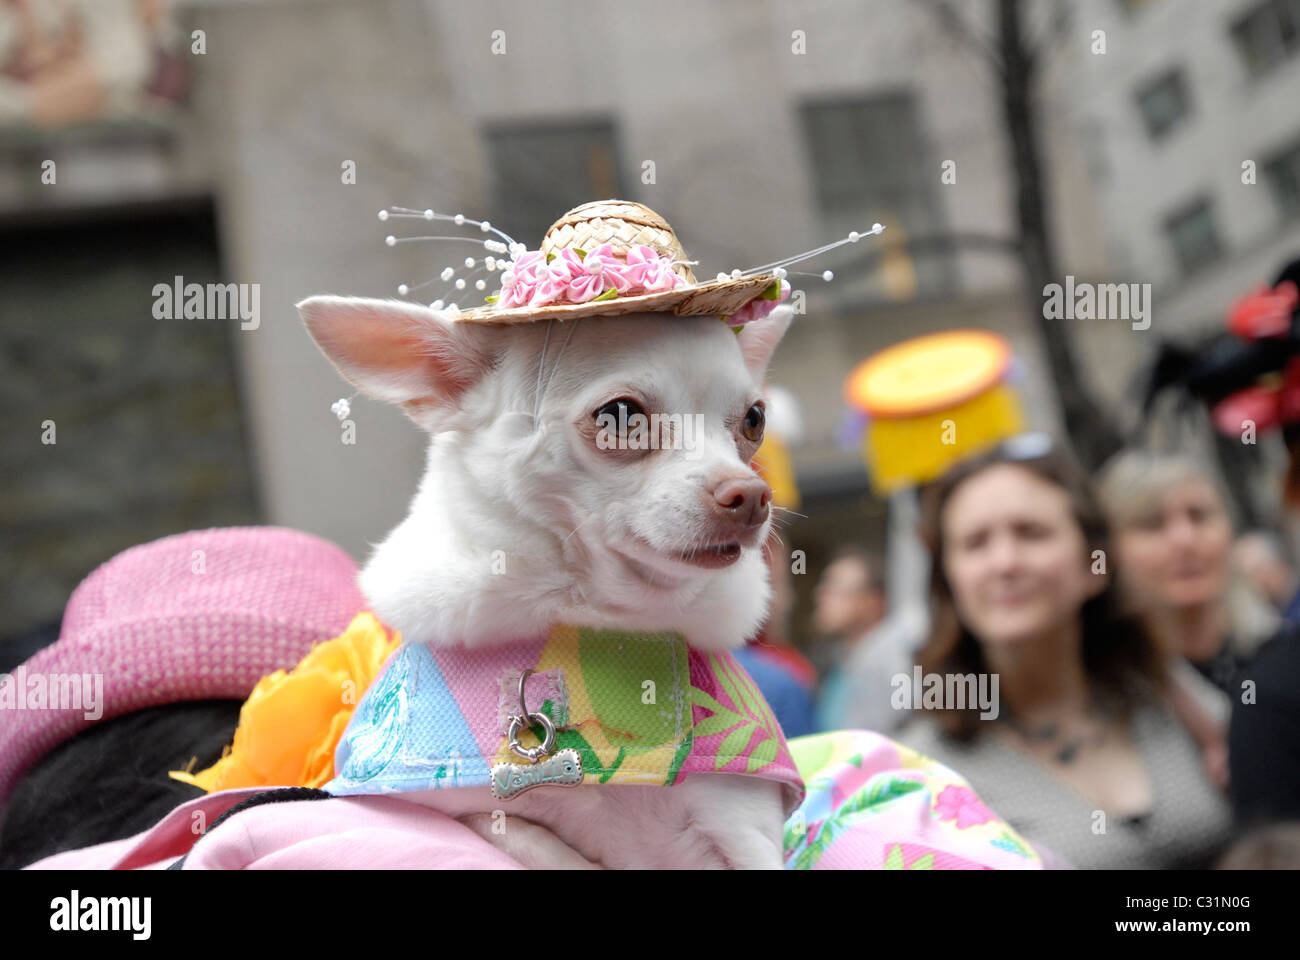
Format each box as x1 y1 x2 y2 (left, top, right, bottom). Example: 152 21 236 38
454 273 778 324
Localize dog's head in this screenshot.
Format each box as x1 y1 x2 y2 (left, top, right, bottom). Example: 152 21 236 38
297 296 792 650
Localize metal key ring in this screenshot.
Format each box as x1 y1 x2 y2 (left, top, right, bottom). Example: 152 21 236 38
507 711 556 762
517 669 535 717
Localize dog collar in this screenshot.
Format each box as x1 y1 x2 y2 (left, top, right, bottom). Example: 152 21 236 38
323 624 805 814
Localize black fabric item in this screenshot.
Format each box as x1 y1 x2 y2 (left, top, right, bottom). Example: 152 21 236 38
1229 625 1300 829
0 620 62 674
1191 641 1247 696
167 787 334 870
0 700 242 869
1271 256 1300 294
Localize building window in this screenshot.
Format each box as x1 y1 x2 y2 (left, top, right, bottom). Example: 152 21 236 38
1231 0 1300 78
1265 135 1300 219
1135 68 1191 140
484 119 626 248
1116 0 1162 18
0 198 259 638
799 93 951 303
1164 197 1223 273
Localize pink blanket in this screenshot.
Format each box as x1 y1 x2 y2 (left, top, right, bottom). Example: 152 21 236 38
26 786 524 870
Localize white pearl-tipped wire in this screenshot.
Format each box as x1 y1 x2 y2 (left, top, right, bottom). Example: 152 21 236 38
537 319 580 429
384 206 520 248
531 320 554 424
527 317 583 430
400 263 490 302
738 223 885 277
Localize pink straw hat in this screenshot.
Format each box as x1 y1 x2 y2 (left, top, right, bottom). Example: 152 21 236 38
0 526 367 810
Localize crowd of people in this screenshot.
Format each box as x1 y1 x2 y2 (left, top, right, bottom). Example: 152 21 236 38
743 436 1300 869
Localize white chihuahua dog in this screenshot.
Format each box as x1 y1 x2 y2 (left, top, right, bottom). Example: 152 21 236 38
298 295 794 868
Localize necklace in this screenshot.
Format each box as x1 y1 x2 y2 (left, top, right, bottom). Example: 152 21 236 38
1004 698 1117 765
1010 720 1106 765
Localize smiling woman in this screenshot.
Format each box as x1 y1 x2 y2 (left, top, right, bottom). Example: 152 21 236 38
915 441 1164 743
894 439 1234 869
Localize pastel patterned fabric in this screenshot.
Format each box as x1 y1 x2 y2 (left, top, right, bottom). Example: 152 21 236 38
323 625 807 815
782 730 1045 870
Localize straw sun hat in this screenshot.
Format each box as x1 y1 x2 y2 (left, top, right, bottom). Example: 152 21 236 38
379 198 884 326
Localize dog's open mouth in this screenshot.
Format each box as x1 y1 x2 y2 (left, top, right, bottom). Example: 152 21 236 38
613 535 749 584
675 542 742 569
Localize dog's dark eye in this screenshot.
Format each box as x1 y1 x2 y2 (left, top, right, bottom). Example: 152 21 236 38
742 403 765 443
594 398 645 431
592 397 652 454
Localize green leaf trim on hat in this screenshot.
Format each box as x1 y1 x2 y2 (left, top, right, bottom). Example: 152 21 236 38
592 286 618 302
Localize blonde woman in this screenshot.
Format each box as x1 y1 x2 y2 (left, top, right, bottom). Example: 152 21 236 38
1099 451 1283 793
1099 452 1268 694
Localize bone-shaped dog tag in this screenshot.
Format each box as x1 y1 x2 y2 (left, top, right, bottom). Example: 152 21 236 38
490 748 584 800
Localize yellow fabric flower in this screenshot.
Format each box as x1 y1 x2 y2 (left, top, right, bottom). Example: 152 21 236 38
169 612 401 792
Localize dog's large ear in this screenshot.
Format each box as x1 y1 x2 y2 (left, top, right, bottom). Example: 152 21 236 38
735 303 793 382
297 295 494 420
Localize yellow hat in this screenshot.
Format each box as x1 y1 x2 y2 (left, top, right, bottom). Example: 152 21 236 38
845 329 1024 494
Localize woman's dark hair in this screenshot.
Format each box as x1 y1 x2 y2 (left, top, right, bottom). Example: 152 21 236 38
0 701 241 869
916 442 1166 742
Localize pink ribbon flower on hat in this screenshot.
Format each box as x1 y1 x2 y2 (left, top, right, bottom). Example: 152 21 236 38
493 242 705 309
528 250 582 307
565 244 622 303
499 250 546 309
624 244 686 294
596 244 640 293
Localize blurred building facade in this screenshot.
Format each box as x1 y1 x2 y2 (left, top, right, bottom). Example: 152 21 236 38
1061 0 1300 527
1067 0 1300 325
